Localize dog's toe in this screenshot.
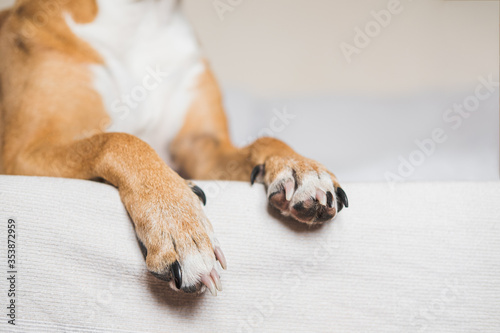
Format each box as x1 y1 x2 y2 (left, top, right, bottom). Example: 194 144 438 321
252 156 347 224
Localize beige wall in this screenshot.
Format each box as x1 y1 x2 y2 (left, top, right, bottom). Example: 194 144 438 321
183 0 499 97
1 0 498 97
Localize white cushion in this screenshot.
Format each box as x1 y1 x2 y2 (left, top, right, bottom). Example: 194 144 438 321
0 176 499 332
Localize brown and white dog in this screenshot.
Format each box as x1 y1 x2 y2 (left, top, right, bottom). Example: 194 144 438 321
0 0 348 295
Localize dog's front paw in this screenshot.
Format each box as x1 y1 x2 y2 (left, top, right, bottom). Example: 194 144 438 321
129 178 226 295
251 156 348 224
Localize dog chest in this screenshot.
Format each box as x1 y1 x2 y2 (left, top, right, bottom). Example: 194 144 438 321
66 0 203 162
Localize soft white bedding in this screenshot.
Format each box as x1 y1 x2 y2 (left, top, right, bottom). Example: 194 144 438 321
1 176 499 332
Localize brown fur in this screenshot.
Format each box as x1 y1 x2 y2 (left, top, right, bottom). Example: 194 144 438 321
0 1 214 279
0 0 344 289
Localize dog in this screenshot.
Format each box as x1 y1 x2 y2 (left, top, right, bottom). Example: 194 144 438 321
0 0 348 295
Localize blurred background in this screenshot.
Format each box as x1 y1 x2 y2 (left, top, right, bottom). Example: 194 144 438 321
182 0 499 182
1 0 498 182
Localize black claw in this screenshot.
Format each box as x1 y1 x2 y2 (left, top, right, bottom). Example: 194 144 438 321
326 191 334 208
336 187 349 210
250 164 264 185
137 238 148 259
191 185 207 206
171 261 182 289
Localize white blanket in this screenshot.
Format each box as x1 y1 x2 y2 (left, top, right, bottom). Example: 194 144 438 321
0 176 499 332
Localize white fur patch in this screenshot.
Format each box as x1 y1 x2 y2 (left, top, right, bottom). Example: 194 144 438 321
66 0 204 163
179 251 216 288
267 169 294 199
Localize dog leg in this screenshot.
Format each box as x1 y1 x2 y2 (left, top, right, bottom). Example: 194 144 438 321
4 133 225 293
171 65 348 224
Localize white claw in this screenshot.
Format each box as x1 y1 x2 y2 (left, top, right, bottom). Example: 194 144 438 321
215 247 227 270
211 268 222 292
316 189 327 206
201 275 217 296
285 180 295 201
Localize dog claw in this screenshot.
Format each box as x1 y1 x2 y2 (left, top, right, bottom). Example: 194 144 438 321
201 274 217 296
171 261 182 289
250 164 264 185
336 187 349 209
191 185 207 206
316 189 327 206
214 246 227 270
326 191 334 208
284 180 294 201
210 268 222 291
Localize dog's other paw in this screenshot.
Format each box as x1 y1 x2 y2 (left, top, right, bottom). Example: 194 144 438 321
251 156 348 224
129 178 226 295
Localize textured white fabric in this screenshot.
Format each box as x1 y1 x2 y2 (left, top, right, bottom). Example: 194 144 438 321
0 176 499 332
